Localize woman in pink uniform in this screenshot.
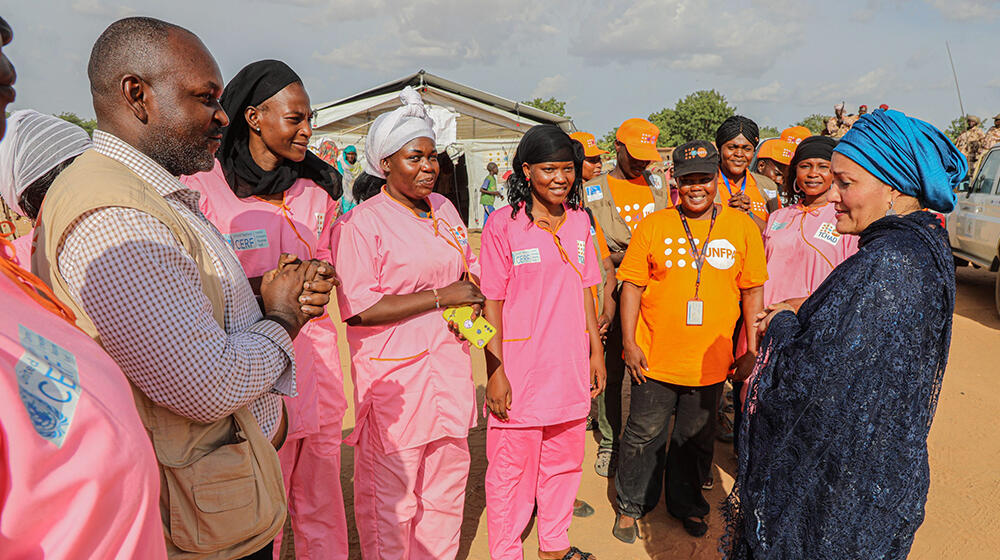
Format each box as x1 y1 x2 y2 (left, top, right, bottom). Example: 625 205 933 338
739 136 859 401
180 60 348 560
480 125 606 560
0 236 166 559
328 87 484 560
762 136 859 310
0 110 92 267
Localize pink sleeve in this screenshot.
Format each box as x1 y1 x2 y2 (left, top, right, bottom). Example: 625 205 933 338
316 195 340 263
330 219 384 320
466 228 480 279
478 214 511 301
581 219 601 288
762 211 776 246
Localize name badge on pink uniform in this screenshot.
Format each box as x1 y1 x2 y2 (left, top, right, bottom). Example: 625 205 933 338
15 325 81 447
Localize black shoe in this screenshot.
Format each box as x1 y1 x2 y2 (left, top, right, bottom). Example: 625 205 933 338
573 499 595 518
681 516 708 537
612 512 639 544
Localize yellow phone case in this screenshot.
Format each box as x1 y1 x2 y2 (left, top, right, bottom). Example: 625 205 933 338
442 306 497 349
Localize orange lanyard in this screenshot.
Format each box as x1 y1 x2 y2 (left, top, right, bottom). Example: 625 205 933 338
0 236 78 325
794 203 836 270
534 213 584 283
383 187 477 285
254 194 314 259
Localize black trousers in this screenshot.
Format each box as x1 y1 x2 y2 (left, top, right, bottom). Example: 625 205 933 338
615 378 723 520
599 308 626 450
238 542 273 560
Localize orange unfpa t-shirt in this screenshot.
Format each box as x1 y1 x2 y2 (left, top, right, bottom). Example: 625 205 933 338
617 206 768 386
608 175 656 232
717 173 770 222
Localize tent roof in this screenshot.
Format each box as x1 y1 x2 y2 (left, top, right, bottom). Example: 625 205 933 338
312 70 574 140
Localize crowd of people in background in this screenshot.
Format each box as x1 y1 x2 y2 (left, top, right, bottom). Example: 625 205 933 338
0 13 971 560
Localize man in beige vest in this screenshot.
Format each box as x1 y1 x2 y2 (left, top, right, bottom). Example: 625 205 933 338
582 118 673 478
31 17 336 560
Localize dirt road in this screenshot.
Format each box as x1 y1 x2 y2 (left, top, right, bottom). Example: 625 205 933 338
301 243 999 559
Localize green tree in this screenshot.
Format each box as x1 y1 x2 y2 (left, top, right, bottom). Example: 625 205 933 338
760 125 781 139
598 128 617 156
521 97 568 118
795 113 829 135
649 90 735 147
55 112 97 137
944 116 972 142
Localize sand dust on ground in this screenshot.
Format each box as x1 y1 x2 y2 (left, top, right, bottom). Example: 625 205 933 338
284 234 1000 560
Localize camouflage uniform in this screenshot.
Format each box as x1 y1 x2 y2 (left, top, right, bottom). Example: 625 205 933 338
824 115 853 139
982 116 1000 156
956 126 987 175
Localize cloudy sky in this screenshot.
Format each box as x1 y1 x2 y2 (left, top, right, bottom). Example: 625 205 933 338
4 0 999 137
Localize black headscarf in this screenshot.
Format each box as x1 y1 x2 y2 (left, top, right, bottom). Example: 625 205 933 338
715 115 760 148
782 136 837 203
507 124 585 218
218 60 341 199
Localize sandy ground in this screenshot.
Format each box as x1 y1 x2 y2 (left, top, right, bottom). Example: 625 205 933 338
285 234 1000 559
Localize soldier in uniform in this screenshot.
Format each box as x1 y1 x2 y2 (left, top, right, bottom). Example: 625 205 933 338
824 102 853 139
981 113 1000 156
955 115 986 177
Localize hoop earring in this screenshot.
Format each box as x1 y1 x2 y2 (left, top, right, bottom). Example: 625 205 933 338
794 182 803 194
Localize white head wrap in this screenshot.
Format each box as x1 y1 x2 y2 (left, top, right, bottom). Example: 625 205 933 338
0 110 92 216
363 86 436 179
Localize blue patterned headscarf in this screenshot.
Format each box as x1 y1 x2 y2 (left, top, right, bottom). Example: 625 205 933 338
834 109 966 213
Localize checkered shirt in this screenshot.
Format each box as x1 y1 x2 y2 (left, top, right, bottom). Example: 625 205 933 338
56 130 295 437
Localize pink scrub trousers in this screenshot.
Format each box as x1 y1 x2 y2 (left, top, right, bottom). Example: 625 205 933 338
486 419 586 560
354 421 470 560
273 424 347 559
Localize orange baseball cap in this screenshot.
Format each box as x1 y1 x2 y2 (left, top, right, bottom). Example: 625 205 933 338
780 126 811 145
757 139 797 166
616 118 662 161
569 132 608 157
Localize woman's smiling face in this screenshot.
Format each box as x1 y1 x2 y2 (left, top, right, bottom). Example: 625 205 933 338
523 160 576 206
829 152 893 234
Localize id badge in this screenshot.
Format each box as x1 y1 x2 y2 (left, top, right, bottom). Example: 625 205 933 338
686 299 704 326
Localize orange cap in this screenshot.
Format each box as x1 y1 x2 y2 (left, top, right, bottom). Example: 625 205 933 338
757 139 797 166
569 132 608 157
615 118 662 161
780 126 811 145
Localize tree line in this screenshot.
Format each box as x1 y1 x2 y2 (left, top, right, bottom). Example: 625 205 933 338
524 93 823 154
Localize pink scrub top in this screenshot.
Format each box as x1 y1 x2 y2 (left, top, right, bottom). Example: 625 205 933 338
762 202 859 306
0 269 166 559
181 161 346 437
4 232 31 268
328 191 479 453
479 206 601 428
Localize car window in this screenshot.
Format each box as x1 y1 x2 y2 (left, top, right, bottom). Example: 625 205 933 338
971 150 1000 194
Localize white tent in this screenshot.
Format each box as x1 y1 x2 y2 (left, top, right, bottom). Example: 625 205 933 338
310 70 574 228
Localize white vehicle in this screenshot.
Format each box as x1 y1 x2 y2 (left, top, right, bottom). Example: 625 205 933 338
949 145 1000 316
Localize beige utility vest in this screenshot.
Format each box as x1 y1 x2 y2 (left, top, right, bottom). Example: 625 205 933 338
583 170 674 254
32 149 286 559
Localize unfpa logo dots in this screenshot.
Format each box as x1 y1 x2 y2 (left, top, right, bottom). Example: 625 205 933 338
682 146 709 159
